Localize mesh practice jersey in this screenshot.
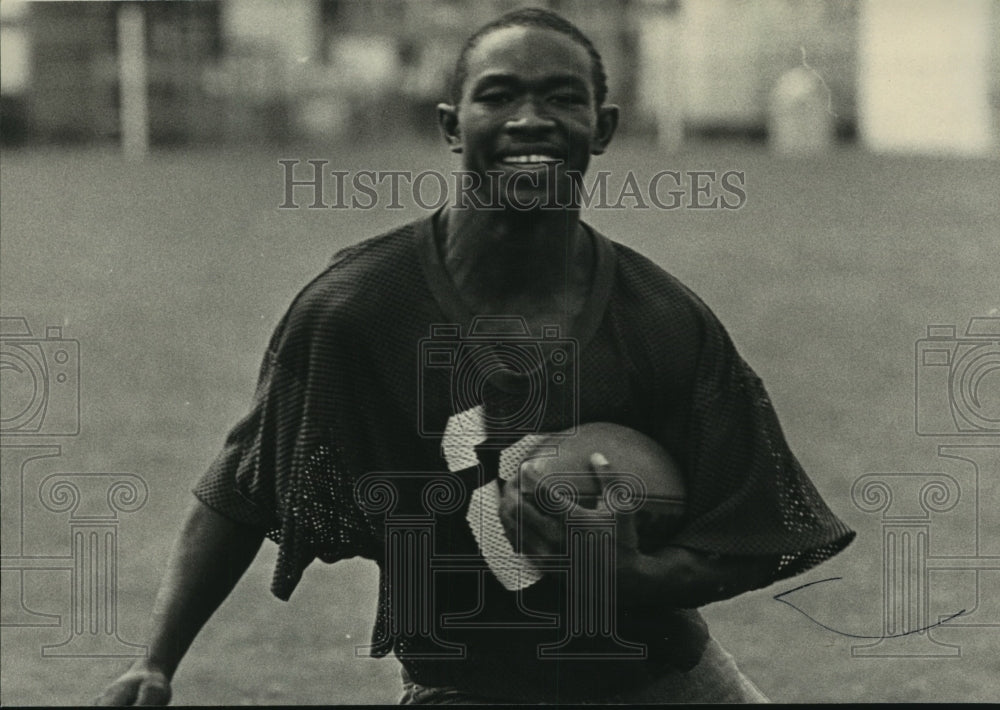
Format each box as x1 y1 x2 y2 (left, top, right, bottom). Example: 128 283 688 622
194 213 855 701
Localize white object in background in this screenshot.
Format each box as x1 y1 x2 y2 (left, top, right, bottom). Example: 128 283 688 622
1 0 30 97
221 0 320 67
769 66 834 155
858 0 995 155
637 4 685 151
117 3 149 160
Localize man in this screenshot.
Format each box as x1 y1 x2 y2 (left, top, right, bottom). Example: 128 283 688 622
96 8 853 705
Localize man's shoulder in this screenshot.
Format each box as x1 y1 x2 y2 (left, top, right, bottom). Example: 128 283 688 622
324 217 426 279
268 216 431 354
297 217 427 305
600 232 714 323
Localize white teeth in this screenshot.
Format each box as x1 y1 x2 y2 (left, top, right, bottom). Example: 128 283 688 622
500 154 559 164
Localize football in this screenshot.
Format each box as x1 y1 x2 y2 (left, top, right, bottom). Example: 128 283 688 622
516 422 687 551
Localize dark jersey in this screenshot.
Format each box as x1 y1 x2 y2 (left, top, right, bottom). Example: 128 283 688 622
193 213 854 701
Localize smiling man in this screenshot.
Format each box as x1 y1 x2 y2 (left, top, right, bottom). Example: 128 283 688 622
440 15 610 217
95 7 853 706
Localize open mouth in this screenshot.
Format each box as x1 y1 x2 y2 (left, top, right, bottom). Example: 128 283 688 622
497 154 563 168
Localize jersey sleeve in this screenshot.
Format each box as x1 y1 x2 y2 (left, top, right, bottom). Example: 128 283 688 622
192 326 291 533
668 306 855 582
191 291 382 600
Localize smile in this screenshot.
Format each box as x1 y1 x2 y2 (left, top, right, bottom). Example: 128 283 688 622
498 155 561 165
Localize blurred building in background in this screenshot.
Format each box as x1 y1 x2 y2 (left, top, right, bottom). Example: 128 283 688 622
1 0 997 153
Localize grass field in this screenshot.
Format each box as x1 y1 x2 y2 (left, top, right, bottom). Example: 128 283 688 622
2 137 998 704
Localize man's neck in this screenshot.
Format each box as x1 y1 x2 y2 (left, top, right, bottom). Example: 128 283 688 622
438 206 593 319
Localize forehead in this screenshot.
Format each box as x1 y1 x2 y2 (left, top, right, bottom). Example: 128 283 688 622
464 25 593 90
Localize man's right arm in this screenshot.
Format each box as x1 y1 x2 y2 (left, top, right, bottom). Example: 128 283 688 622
94 499 265 706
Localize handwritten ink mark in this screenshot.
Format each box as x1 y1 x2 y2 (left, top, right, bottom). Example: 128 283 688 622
799 45 838 119
773 577 967 639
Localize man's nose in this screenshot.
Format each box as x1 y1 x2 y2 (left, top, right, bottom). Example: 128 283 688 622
506 100 555 132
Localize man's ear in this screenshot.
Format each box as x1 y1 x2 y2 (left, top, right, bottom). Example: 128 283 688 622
590 104 620 156
437 103 463 154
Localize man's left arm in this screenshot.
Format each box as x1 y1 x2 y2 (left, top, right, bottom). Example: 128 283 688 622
500 452 780 609
615 544 779 609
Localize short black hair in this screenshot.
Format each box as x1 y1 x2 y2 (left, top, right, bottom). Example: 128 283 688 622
449 7 608 107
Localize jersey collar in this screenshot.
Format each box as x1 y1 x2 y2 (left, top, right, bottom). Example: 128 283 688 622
416 209 617 351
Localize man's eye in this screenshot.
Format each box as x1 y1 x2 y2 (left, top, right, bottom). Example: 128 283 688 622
477 92 512 104
550 93 587 106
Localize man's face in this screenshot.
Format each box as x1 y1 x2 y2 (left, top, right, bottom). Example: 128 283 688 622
442 26 617 210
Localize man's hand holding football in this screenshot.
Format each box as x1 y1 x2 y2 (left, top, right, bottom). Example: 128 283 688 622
499 451 643 572
500 452 775 609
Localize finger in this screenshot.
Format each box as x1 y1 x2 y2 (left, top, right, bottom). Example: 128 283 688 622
135 678 171 706
589 451 610 473
596 499 640 550
516 497 565 557
589 481 642 551
95 678 141 707
516 460 544 496
587 451 611 498
588 450 624 517
498 488 519 540
499 480 531 546
507 490 553 554
565 499 609 521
